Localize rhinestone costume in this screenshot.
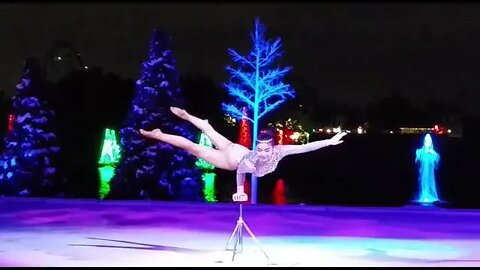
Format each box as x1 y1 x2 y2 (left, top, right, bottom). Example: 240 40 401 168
239 146 283 177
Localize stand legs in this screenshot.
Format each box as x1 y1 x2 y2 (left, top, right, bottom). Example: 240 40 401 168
222 204 272 264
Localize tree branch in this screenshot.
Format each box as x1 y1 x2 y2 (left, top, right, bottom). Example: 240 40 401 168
222 103 253 122
260 66 291 84
260 38 282 67
227 67 256 91
258 99 288 120
260 83 295 101
223 83 255 107
228 49 255 68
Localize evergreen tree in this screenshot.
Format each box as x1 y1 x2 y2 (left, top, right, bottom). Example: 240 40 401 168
0 58 61 196
110 29 202 201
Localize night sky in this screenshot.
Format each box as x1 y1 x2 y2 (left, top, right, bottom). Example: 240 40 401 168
1 3 480 115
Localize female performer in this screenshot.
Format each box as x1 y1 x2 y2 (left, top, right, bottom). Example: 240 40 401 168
140 107 347 202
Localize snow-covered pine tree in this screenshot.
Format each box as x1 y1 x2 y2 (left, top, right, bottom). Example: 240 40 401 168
0 58 61 197
110 29 202 201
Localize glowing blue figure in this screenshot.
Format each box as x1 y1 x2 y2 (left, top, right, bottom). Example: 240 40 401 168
414 134 441 204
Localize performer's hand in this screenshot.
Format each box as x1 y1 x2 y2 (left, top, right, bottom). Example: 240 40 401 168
232 192 248 202
329 131 347 146
139 129 163 140
170 107 189 120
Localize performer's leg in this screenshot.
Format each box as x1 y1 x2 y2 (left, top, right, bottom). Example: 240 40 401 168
140 129 234 170
170 107 233 150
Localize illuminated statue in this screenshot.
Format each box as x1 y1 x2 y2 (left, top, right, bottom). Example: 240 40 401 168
99 128 121 166
414 133 441 204
98 128 121 199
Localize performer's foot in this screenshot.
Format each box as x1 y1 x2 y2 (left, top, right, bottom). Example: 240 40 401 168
139 128 164 140
170 107 189 120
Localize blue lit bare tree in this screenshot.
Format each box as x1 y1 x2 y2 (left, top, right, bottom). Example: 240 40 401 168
222 18 295 204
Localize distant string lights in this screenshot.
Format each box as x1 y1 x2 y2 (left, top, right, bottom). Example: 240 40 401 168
314 126 365 135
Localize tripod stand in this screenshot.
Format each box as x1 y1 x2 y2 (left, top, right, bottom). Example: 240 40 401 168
222 203 273 264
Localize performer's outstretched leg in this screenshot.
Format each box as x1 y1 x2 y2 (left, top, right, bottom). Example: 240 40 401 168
170 107 233 150
140 128 234 170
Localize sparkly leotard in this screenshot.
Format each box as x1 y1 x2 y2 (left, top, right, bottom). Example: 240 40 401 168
239 146 283 177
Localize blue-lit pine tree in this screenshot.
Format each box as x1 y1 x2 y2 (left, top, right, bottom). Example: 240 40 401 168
222 18 295 204
110 29 202 201
0 58 61 197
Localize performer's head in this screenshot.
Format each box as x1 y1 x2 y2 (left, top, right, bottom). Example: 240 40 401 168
255 129 276 163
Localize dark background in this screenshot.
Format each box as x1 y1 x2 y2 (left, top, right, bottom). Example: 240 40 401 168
0 3 479 207
213 133 480 208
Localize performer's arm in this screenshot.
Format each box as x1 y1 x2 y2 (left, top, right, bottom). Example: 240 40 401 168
278 131 347 156
236 171 246 192
233 171 248 202
277 140 332 156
